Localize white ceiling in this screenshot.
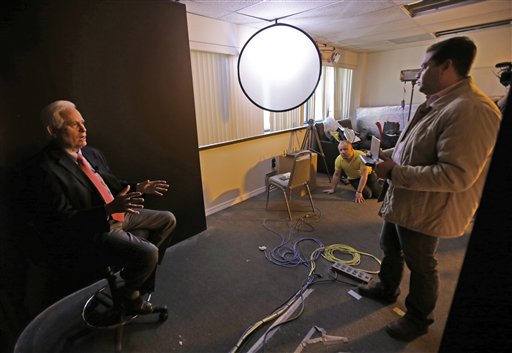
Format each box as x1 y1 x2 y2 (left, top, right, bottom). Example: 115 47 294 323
178 0 512 52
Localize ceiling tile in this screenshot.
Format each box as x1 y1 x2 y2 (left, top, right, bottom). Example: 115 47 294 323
181 0 512 52
236 1 336 22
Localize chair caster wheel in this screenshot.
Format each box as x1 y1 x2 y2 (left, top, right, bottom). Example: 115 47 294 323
156 306 168 322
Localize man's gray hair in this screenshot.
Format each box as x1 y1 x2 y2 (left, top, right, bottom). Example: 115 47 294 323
41 100 76 133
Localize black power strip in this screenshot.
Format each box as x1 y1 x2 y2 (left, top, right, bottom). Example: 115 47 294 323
331 262 373 283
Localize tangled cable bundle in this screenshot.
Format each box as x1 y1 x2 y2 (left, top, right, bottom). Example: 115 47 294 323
321 243 381 274
229 212 382 353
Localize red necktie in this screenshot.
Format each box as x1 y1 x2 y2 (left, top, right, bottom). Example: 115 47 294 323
76 153 124 222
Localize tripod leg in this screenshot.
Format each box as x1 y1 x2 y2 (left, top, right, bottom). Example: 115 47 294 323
320 155 331 183
301 127 311 151
312 126 332 183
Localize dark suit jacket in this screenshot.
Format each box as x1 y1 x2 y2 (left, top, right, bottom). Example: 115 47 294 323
19 141 135 271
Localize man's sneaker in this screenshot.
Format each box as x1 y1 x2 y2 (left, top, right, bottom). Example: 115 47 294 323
357 281 399 304
385 317 428 341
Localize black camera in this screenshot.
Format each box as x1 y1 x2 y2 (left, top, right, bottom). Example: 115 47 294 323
496 62 511 87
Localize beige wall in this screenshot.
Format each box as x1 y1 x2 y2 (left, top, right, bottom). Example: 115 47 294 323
360 26 512 107
349 52 368 122
200 130 306 215
187 13 256 55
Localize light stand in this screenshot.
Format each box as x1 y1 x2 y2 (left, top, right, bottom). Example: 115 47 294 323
407 79 417 122
300 119 331 182
400 68 420 123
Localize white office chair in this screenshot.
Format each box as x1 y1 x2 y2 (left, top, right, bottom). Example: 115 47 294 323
266 150 315 220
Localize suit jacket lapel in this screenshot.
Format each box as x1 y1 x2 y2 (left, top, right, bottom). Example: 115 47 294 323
47 145 94 190
81 148 99 171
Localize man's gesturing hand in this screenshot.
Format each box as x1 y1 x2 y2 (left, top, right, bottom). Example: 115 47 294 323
136 179 170 196
105 185 144 215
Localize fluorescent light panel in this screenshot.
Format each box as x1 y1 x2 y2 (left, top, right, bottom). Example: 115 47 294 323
434 19 512 37
401 0 483 18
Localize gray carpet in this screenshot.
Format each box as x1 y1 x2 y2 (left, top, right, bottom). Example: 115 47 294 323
14 173 470 353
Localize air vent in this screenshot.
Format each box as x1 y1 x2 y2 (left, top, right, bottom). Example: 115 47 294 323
389 33 435 44
401 0 483 18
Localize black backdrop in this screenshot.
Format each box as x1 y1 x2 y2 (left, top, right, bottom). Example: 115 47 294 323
0 0 206 350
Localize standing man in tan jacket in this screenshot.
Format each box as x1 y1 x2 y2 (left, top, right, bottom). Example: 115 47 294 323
357 37 502 341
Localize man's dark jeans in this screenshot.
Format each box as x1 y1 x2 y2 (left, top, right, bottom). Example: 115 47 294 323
378 221 439 327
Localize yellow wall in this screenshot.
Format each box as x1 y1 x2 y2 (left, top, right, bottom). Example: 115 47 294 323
199 129 306 215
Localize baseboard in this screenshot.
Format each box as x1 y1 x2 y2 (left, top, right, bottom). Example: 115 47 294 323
205 186 267 216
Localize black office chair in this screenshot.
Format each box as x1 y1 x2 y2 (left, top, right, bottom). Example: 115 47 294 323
77 265 168 352
70 229 168 353
11 168 169 353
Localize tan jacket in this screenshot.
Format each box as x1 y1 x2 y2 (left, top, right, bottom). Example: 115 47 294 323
379 78 502 237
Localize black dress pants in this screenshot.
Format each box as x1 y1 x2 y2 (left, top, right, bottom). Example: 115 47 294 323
378 221 439 327
99 208 176 293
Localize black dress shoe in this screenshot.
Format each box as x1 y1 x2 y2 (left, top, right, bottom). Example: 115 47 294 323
123 296 154 315
385 317 428 341
357 281 399 304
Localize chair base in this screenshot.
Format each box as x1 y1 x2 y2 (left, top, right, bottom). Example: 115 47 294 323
265 151 316 220
69 280 168 352
82 286 168 328
266 183 315 220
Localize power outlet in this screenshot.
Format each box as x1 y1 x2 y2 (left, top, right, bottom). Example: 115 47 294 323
271 157 276 170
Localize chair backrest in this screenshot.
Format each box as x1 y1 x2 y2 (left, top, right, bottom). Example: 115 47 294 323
288 151 312 189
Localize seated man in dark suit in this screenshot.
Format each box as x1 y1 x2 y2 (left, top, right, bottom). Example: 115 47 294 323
20 100 176 314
